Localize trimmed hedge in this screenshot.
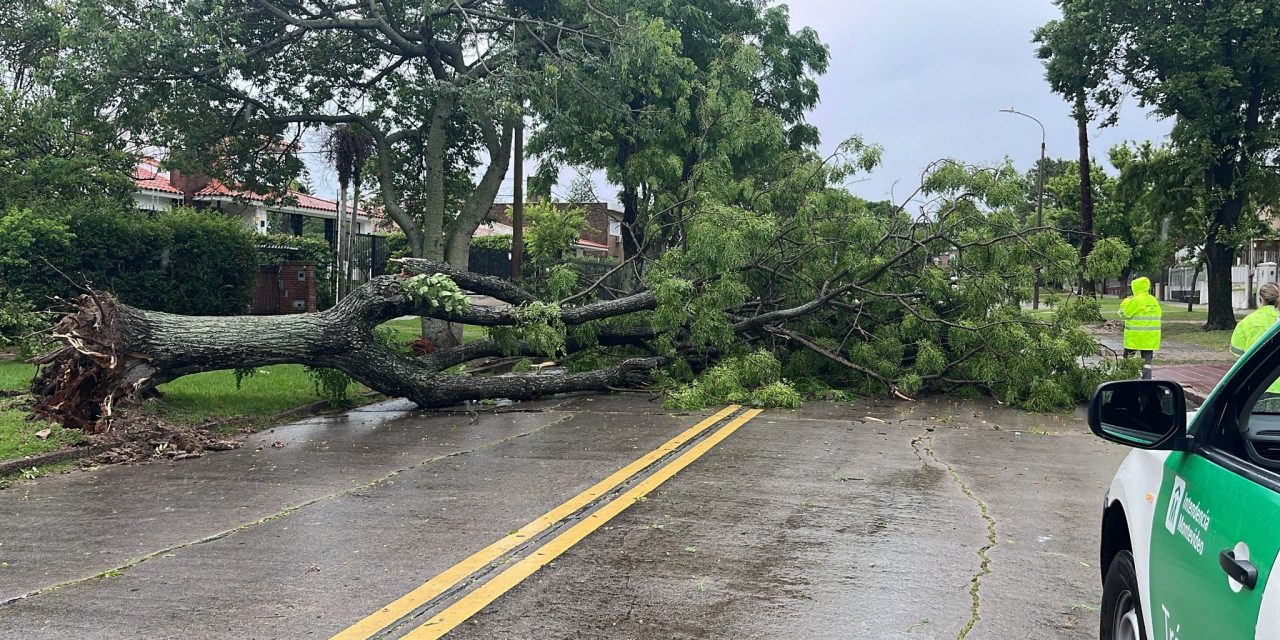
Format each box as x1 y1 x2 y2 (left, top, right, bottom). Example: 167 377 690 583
2 206 259 315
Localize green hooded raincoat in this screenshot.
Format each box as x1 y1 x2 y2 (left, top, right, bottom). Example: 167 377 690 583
1118 277 1162 351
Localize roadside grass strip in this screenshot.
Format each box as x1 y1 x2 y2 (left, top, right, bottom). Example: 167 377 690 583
332 404 744 640
399 408 764 640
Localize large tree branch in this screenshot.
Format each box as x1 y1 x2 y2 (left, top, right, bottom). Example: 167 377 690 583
398 259 536 305
254 0 426 55
446 119 514 260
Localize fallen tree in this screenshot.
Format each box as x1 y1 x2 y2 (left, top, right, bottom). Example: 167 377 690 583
30 261 662 432
30 159 1135 433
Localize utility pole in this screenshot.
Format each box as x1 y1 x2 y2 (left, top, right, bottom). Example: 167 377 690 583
1000 108 1047 309
511 103 524 282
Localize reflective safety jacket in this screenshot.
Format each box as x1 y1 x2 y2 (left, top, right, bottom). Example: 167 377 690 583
1118 277 1162 351
1231 305 1280 357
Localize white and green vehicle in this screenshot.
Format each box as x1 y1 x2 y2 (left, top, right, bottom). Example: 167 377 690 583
1091 325 1280 640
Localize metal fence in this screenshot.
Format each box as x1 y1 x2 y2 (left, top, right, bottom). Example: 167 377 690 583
466 247 626 297
350 233 390 281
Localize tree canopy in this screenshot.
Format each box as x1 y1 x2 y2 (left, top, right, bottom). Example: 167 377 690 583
1040 0 1280 328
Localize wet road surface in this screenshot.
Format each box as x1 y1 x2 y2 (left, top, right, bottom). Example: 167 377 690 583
0 394 1125 639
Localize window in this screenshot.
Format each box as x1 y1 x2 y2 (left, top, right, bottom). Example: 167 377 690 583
1216 355 1280 471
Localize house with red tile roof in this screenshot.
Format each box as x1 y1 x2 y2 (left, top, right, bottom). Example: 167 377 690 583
132 160 377 239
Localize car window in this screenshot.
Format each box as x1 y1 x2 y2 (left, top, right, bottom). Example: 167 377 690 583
1227 362 1280 470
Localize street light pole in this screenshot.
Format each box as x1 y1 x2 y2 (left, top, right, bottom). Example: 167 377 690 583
1000 108 1047 310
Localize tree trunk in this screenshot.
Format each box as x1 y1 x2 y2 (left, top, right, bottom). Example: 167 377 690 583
347 178 361 289
1203 156 1247 330
1076 93 1095 296
620 183 643 262
422 95 457 263
335 184 349 298
1188 262 1201 313
32 264 662 431
1204 237 1237 330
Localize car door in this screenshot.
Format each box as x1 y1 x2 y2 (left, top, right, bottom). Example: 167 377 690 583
1146 330 1280 639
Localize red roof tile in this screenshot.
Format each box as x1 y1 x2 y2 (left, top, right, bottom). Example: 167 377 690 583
132 161 339 214
133 163 183 196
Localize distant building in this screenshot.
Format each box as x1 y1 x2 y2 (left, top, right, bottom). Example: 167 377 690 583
132 159 377 240
487 202 624 258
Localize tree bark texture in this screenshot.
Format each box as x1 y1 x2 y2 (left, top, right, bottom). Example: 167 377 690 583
1204 235 1237 330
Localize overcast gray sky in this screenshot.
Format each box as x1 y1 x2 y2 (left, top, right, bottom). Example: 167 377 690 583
310 0 1172 208
787 0 1170 204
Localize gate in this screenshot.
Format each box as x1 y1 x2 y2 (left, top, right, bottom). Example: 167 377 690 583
251 266 280 314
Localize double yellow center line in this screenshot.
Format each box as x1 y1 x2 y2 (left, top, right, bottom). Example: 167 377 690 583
331 405 761 640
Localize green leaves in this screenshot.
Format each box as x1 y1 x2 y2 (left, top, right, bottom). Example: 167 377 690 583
525 202 588 265
489 301 568 358
401 273 471 316
663 350 800 409
1084 237 1133 283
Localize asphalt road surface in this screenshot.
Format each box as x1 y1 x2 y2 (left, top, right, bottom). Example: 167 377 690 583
0 394 1126 639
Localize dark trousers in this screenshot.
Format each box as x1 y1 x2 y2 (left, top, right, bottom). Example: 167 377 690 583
1124 349 1154 380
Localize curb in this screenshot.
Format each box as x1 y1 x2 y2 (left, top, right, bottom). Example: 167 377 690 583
1180 385 1209 407
0 444 115 476
0 392 383 479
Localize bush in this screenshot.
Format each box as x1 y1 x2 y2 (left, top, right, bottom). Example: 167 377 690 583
2 206 259 315
471 234 514 251
162 209 259 315
526 202 587 264
0 293 50 357
384 230 410 273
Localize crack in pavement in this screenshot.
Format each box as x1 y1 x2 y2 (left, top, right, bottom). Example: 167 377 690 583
911 433 997 640
0 411 577 609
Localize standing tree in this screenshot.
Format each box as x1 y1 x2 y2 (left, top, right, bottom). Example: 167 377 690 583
57 0 645 345
1042 149 1181 292
1035 1 1121 293
564 171 600 205
529 1 828 266
1041 0 1280 329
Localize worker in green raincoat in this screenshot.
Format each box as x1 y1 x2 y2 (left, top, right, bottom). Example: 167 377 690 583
1118 276 1162 380
1233 282 1280 395
1232 282 1280 358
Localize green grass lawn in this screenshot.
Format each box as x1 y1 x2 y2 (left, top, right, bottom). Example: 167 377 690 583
150 364 337 425
0 360 35 392
1034 292 1216 322
0 410 82 463
380 318 486 344
0 360 82 463
1162 324 1233 351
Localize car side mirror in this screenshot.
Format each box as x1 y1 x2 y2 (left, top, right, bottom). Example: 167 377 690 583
1088 380 1190 450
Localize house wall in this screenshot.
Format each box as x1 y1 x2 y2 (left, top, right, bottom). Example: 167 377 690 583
134 192 181 212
